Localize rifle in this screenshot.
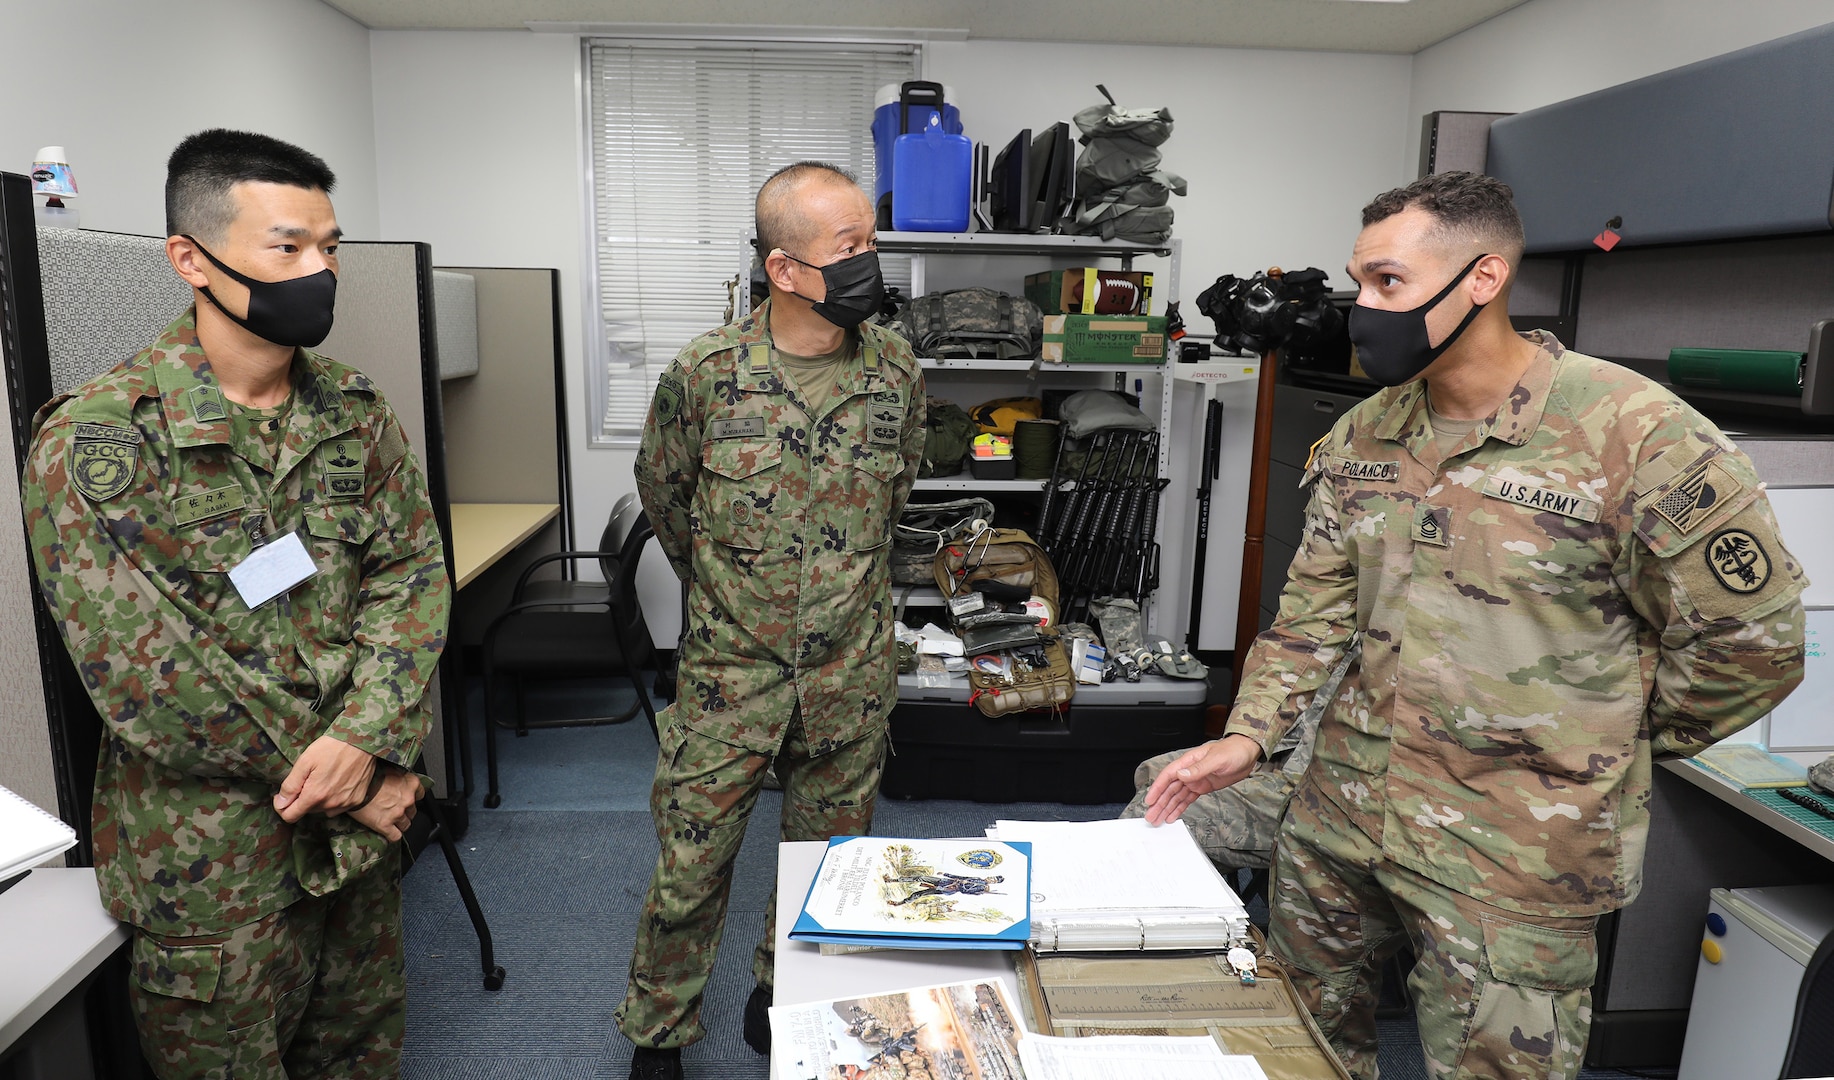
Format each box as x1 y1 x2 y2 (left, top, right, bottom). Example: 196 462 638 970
1097 430 1149 597
1070 430 1142 621
1186 399 1223 644
1046 430 1105 568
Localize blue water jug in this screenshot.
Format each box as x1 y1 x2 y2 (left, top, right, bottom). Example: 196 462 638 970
892 114 972 232
873 81 962 228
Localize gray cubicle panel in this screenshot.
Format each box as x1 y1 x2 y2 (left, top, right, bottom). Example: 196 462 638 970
434 265 572 650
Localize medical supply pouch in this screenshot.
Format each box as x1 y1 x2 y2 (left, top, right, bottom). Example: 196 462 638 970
933 528 1073 717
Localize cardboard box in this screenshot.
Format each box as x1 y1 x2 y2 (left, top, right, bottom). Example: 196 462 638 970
1041 314 1168 365
1024 268 1152 316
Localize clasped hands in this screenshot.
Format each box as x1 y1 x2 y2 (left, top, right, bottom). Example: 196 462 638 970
1141 733 1265 826
272 735 421 842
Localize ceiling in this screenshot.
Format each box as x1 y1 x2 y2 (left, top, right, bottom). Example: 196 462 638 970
322 0 1531 54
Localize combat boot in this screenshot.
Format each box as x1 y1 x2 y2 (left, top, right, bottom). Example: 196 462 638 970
630 1046 682 1080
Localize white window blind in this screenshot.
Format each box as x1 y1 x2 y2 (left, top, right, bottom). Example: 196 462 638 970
585 40 920 443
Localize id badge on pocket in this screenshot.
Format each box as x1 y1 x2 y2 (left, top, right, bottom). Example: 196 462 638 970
228 530 318 609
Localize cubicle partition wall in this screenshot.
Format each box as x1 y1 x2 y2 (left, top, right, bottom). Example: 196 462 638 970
0 173 464 854
434 265 571 653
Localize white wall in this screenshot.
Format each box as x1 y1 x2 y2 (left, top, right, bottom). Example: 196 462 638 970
0 0 379 238
1409 0 1834 174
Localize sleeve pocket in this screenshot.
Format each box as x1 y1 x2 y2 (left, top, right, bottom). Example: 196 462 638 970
304 505 377 546
1479 913 1598 991
131 932 224 1003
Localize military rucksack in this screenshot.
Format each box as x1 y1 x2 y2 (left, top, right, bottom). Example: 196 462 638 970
894 288 1042 361
918 398 975 478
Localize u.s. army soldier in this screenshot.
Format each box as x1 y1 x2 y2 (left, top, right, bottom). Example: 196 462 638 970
620 162 925 1080
1143 171 1806 1079
22 130 448 1078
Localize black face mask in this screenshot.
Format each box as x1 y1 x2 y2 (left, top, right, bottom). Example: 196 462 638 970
1347 254 1488 387
187 236 338 349
782 249 885 329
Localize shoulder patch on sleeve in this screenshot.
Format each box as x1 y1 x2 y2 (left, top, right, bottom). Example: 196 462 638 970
1633 446 1760 556
69 424 141 502
1663 500 1806 622
653 370 685 426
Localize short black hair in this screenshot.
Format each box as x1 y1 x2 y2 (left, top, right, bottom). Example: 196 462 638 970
755 161 859 257
1361 171 1524 261
165 129 336 241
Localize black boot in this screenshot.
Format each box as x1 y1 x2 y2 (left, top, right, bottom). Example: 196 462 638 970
630 1045 682 1080
743 984 773 1055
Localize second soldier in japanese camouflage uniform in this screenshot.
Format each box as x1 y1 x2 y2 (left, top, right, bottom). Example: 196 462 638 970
619 162 925 1080
1143 172 1806 1080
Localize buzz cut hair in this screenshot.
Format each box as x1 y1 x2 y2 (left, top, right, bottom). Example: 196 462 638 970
1361 171 1525 262
755 161 859 258
166 129 337 242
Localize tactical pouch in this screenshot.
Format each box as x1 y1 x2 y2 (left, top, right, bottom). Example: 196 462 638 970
960 622 1045 657
894 287 1043 361
965 630 1075 718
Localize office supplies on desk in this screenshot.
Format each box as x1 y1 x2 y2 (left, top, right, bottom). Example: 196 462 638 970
0 785 77 882
790 837 1032 950
1745 788 1834 841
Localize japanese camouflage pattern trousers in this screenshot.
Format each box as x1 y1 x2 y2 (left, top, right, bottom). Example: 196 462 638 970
128 844 405 1079
1270 786 1598 1080
617 709 886 1049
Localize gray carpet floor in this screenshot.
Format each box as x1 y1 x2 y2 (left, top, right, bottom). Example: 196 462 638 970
399 678 1662 1080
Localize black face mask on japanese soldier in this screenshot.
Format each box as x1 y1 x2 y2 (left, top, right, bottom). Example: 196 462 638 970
781 249 885 329
187 237 339 349
1347 253 1488 387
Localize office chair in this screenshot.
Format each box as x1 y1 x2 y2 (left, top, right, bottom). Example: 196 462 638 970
1781 928 1834 1078
479 492 661 808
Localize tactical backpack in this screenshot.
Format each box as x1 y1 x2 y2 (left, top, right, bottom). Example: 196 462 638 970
894 288 1042 361
891 497 995 588
932 528 1075 718
918 398 975 478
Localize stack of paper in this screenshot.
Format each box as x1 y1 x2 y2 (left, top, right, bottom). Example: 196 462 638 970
789 836 1033 950
0 785 78 882
986 818 1250 952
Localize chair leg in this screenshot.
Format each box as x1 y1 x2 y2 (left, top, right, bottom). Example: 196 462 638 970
482 661 503 810
423 796 505 991
626 668 661 743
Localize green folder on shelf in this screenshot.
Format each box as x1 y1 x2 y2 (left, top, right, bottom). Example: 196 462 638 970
1668 348 1805 396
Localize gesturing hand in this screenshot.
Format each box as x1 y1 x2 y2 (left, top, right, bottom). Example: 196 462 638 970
1141 734 1264 826
274 735 378 822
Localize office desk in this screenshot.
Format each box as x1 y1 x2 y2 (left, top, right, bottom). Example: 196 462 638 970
771 841 1023 1080
1660 758 1834 863
0 868 127 1074
449 502 560 590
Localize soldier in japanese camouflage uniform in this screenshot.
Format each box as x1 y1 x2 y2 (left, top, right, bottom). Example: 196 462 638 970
619 162 925 1080
1144 172 1807 1080
21 130 448 1078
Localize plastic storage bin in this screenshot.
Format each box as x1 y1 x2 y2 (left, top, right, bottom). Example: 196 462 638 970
882 675 1206 803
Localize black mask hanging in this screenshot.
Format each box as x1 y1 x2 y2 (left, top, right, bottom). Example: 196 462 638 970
1347 254 1489 387
187 237 338 349
781 249 885 329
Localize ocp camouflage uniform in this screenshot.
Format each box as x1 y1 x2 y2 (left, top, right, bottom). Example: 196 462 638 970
1224 332 1806 1079
22 309 450 1079
620 299 925 1048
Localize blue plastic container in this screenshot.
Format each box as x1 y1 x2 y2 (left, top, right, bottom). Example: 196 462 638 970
892 116 972 232
872 81 962 227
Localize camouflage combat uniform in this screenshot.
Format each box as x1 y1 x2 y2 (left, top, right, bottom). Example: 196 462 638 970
22 309 450 1079
1223 333 1806 1079
619 299 926 1048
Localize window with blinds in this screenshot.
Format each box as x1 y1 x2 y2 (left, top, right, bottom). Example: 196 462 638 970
584 40 921 444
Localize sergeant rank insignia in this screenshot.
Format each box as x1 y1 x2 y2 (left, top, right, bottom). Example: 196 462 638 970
69 423 140 501
1706 527 1770 593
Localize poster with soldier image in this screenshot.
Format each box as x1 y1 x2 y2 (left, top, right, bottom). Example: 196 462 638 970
790 838 1031 949
768 979 1027 1080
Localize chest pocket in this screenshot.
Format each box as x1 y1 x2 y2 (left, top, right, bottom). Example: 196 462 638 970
845 447 904 551
702 437 783 550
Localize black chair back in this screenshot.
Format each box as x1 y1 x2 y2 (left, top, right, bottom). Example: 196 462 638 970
1783 929 1834 1078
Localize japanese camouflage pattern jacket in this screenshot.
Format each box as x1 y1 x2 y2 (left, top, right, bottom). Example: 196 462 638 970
636 299 926 755
1226 333 1807 917
23 309 450 937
